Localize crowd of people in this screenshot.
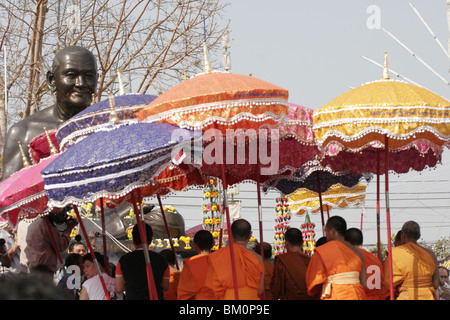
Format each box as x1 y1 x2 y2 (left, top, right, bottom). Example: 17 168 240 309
0 210 448 301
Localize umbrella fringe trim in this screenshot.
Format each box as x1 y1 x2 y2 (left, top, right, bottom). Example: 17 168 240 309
315 126 450 146
140 99 290 124
58 119 139 152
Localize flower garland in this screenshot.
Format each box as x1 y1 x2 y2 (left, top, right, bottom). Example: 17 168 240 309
202 178 224 250
301 212 316 255
273 195 291 255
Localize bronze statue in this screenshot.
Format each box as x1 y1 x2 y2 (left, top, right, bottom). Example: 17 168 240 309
1 46 98 179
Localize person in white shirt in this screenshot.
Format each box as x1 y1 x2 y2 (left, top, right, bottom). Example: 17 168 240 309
79 252 123 300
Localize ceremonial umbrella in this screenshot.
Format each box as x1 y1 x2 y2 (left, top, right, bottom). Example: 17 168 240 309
138 60 317 298
56 93 157 152
313 52 450 299
287 183 367 216
42 122 201 299
0 153 58 228
262 159 371 233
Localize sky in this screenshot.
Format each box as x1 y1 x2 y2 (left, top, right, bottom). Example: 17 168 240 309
153 1 450 249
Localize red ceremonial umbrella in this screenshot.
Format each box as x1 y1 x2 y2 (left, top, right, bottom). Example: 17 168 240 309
137 45 317 298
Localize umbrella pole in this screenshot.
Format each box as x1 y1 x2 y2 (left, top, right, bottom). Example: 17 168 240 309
256 166 266 300
215 124 239 300
218 204 225 249
99 198 109 275
72 206 110 300
156 193 180 270
43 215 74 299
377 149 382 261
384 136 394 300
316 171 326 236
131 192 158 300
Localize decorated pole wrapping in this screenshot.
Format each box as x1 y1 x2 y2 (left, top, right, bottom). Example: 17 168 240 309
300 213 316 255
274 195 291 255
202 178 223 250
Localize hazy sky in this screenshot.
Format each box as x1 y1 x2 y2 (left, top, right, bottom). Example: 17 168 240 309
159 1 450 247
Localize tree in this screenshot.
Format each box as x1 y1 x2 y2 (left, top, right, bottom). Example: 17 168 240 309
0 0 230 158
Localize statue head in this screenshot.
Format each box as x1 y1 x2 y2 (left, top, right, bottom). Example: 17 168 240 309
46 46 98 120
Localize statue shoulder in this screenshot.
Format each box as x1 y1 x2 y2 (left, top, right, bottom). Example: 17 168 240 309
8 106 61 134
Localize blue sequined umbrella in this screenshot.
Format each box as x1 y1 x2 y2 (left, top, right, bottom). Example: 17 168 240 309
42 122 201 208
56 94 157 151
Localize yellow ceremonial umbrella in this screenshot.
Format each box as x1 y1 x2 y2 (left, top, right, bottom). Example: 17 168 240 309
313 52 450 300
287 183 367 216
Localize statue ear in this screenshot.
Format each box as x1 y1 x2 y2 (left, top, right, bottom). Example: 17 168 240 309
47 70 56 93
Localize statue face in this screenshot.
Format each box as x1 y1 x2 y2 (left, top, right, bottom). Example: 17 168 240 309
50 50 98 117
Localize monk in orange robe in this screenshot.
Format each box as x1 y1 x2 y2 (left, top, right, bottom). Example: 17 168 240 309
271 228 318 300
255 242 274 300
383 221 439 300
177 230 215 300
160 249 181 300
205 219 264 300
306 216 367 300
345 228 389 300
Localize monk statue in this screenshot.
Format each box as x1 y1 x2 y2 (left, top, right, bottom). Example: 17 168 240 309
1 46 98 180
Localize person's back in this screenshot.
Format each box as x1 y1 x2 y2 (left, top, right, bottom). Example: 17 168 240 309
117 249 168 300
179 253 216 300
384 220 438 300
385 242 436 300
306 216 366 300
82 272 119 300
207 243 263 299
360 248 388 300
178 230 215 300
307 240 366 300
271 251 313 300
345 227 387 300
205 219 264 300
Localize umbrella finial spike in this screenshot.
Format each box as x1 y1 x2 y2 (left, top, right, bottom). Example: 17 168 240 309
108 91 120 124
117 70 126 95
91 93 96 105
203 42 212 73
383 51 390 80
43 127 58 155
17 141 31 167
